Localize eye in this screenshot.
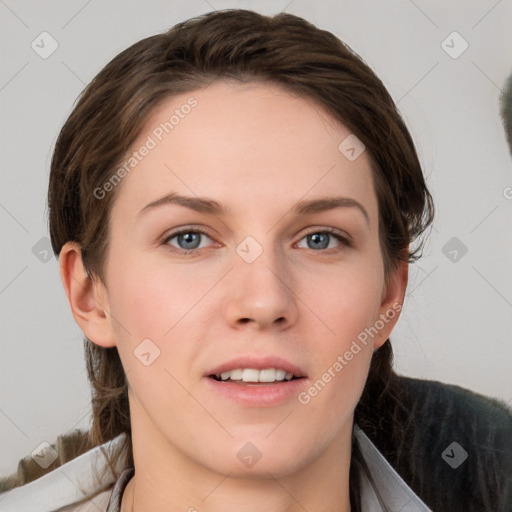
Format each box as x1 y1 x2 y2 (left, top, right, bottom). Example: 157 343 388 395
296 229 351 251
162 229 215 253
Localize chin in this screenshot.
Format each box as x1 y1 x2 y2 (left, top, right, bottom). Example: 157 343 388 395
197 434 320 480
217 455 307 480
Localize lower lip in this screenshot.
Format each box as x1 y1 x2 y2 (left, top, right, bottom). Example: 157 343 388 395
204 377 308 407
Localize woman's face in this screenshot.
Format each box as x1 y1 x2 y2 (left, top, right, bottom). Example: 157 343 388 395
90 80 405 477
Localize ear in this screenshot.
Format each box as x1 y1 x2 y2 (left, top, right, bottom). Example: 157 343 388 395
373 253 409 350
59 241 116 348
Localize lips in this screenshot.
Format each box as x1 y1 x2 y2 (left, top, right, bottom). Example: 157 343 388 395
204 355 308 406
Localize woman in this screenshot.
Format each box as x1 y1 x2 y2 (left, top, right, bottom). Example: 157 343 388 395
1 9 510 512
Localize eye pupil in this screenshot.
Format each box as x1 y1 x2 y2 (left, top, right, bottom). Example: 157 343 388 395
178 232 201 249
308 233 329 250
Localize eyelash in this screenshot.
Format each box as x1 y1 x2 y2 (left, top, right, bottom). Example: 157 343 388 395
299 228 352 247
161 228 216 255
160 227 352 255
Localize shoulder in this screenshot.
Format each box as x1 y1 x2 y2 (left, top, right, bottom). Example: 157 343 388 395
368 375 512 512
0 432 129 512
52 490 112 512
397 374 512 419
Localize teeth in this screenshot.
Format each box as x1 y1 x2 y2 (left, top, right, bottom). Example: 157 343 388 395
242 369 260 382
218 368 295 383
275 369 286 380
259 368 276 382
221 369 242 380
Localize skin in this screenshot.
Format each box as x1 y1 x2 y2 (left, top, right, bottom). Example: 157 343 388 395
60 80 408 512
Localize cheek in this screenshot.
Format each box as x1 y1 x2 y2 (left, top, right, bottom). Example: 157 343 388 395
302 259 384 341
105 251 233 397
106 253 216 340
296 260 383 410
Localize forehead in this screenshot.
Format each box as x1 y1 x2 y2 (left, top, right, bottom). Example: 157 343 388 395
110 79 378 223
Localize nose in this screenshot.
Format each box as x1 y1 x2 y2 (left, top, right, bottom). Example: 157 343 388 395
224 244 299 331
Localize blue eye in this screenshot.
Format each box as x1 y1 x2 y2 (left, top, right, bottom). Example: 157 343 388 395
163 230 213 253
307 232 330 250
174 232 201 250
297 230 351 251
161 227 351 255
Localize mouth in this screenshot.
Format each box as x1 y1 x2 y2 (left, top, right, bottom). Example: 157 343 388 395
208 367 304 385
204 356 308 406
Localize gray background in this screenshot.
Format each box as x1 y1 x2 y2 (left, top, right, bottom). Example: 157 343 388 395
1 0 511 475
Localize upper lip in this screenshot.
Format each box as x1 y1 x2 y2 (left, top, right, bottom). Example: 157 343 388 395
206 355 307 378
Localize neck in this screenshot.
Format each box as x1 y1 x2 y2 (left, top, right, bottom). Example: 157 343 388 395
121 399 353 512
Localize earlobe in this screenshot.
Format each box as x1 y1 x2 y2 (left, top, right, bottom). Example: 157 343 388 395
59 242 116 348
374 256 409 350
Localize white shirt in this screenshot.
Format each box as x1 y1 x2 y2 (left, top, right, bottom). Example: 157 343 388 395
0 425 432 511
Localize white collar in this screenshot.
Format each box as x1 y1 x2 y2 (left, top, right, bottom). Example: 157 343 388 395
354 424 432 511
0 426 431 511
0 433 125 511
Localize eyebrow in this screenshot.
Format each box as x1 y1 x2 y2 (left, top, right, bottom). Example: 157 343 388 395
294 197 369 225
139 193 227 216
138 193 370 225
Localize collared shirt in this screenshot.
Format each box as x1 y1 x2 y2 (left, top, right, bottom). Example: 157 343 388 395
0 425 432 511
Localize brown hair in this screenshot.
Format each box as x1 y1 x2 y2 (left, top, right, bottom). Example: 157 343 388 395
47 8 434 508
